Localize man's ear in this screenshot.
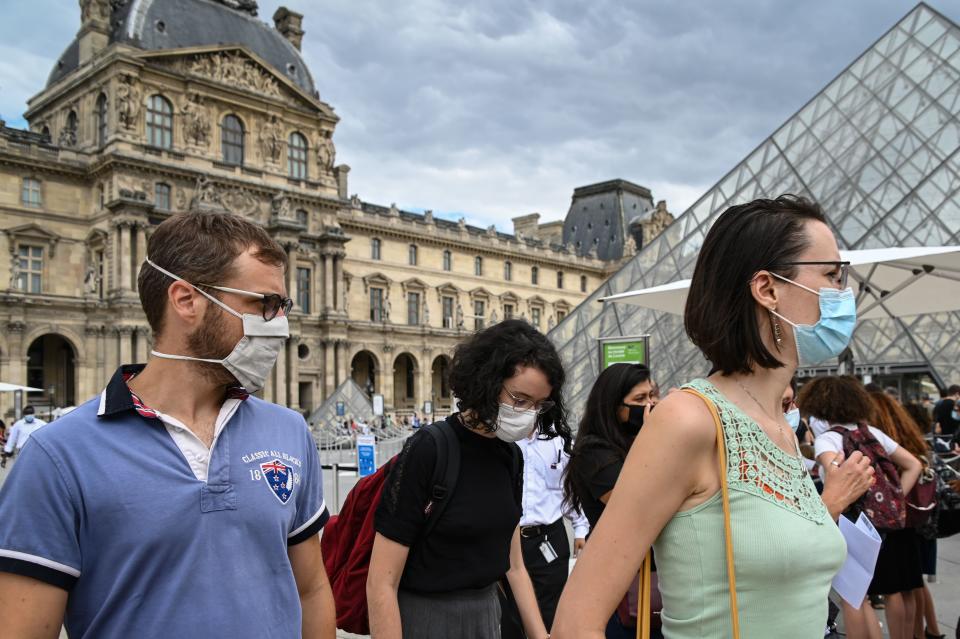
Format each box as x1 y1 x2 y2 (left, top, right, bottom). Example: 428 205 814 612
750 271 781 312
166 280 204 325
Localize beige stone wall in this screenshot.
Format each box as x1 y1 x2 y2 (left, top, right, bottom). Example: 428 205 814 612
0 42 612 423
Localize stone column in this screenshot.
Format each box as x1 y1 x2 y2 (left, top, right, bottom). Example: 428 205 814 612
380 348 393 412
325 253 335 314
82 326 101 399
134 326 150 364
118 326 133 366
118 223 132 292
285 243 297 301
336 339 350 388
332 254 343 312
95 326 106 388
288 336 300 411
111 223 123 294
318 255 328 312
104 326 119 376
323 339 335 400
1 322 26 419
134 224 148 291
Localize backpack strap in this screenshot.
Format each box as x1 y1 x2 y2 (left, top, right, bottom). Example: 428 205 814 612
419 419 461 540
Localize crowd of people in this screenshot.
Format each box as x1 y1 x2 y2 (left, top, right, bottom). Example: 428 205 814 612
0 198 957 639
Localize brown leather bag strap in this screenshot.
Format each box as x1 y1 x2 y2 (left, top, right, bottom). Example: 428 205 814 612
680 387 742 638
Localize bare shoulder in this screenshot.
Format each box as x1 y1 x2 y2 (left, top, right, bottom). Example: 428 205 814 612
642 390 718 452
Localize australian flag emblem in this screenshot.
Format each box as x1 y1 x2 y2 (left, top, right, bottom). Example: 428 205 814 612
261 459 294 504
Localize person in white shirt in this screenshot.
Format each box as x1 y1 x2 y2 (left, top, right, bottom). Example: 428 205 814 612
501 429 589 637
1 406 46 468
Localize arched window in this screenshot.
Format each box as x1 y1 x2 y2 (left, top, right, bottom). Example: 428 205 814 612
371 238 382 260
288 132 308 179
96 93 108 147
146 95 173 149
408 244 418 266
442 250 452 271
531 266 539 285
504 261 512 281
66 110 78 132
474 256 483 277
221 114 244 165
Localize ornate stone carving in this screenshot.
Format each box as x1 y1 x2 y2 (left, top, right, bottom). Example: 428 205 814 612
641 200 675 247
181 93 210 147
6 321 26 333
259 115 284 164
58 114 78 147
79 0 111 23
387 203 399 217
175 188 188 210
349 194 362 209
316 132 335 171
9 254 22 291
220 187 260 217
83 264 100 296
187 52 281 98
271 193 292 219
116 75 141 130
190 175 223 212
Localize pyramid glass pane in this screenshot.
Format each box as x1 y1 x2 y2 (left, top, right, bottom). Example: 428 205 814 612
550 4 960 426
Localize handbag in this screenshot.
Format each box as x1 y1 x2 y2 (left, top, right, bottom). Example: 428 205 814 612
635 389 741 639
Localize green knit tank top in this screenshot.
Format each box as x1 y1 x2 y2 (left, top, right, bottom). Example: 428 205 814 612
652 379 846 639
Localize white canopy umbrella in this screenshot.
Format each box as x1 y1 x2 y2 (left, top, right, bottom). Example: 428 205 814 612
0 383 43 393
599 246 960 321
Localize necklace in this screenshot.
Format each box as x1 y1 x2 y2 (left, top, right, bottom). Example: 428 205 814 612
734 377 792 449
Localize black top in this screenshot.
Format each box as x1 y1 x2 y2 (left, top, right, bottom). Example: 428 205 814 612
375 414 522 593
577 443 625 531
934 399 959 437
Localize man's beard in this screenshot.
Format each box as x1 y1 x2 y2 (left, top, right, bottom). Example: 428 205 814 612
185 304 239 387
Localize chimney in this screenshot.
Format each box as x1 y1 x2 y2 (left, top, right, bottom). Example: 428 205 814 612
511 213 541 239
273 7 305 51
77 0 111 66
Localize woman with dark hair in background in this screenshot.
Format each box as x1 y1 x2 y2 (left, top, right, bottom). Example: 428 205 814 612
869 391 945 639
800 376 922 639
563 362 659 638
553 195 875 639
367 319 571 639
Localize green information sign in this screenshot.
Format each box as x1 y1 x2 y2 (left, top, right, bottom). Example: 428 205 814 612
599 336 649 369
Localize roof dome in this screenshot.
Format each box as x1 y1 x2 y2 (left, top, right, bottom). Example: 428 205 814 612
47 0 316 96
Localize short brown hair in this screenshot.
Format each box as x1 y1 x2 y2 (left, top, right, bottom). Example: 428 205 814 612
796 375 874 424
684 195 827 375
138 212 287 337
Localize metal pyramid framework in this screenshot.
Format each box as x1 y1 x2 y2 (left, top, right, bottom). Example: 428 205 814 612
549 3 960 420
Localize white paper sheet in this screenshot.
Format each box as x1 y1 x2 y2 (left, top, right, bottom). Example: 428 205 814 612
832 513 883 608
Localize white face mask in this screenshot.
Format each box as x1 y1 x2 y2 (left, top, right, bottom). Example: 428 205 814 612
494 403 538 443
145 258 289 392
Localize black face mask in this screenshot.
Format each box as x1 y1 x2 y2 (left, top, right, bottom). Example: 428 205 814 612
621 404 648 437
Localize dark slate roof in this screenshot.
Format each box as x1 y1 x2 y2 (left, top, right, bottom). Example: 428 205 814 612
562 179 654 260
47 0 316 96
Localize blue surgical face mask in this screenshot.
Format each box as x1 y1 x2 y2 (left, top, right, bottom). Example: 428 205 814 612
24 415 35 423
769 274 857 367
784 408 801 433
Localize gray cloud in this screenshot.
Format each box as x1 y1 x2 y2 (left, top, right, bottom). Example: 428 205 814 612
1 0 949 228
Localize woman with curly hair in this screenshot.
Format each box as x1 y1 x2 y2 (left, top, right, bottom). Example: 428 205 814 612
800 376 922 639
869 391 946 639
367 319 571 639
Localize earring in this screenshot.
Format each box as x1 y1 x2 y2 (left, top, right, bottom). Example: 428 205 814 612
770 311 784 350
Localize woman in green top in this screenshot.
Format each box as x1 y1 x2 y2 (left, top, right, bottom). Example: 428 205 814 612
553 195 873 639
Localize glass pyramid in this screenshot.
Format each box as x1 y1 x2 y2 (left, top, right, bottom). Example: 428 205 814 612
550 3 960 422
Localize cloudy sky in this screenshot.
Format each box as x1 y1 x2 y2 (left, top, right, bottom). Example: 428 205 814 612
1 0 954 230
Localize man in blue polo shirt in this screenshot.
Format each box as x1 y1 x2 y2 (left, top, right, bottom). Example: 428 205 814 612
0 212 335 638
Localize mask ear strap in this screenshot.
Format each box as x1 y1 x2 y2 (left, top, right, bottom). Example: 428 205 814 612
769 308 798 328
769 271 820 296
144 258 242 319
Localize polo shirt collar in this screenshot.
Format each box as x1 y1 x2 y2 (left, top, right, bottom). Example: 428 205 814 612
97 364 250 418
